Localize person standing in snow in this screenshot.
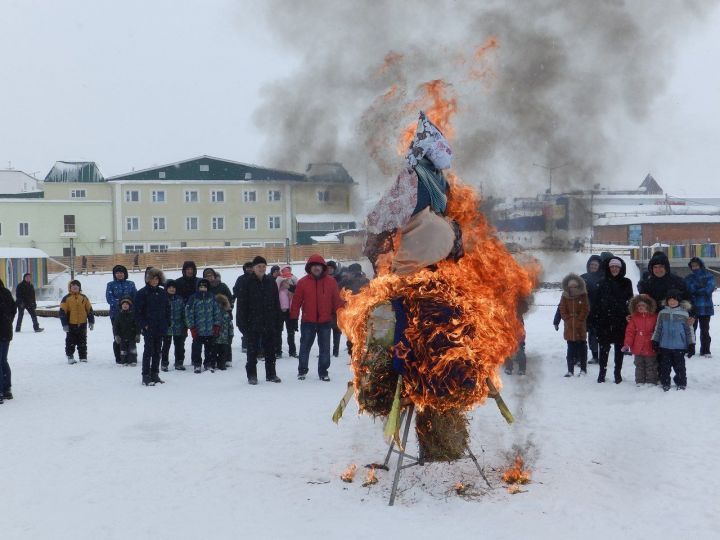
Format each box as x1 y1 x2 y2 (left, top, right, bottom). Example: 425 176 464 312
276 265 298 358
134 268 170 386
105 265 137 364
59 280 95 364
185 278 222 374
175 261 200 302
684 257 715 357
338 263 369 356
622 294 659 385
637 251 689 310
651 289 695 391
326 260 343 357
211 294 234 371
233 261 254 352
290 254 344 381
559 273 590 377
112 297 140 366
581 255 603 363
161 280 187 371
594 257 633 384
0 278 17 404
14 273 43 333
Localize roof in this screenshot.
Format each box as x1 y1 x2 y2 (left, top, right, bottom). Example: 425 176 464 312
305 162 354 184
0 248 49 259
296 213 357 223
595 215 720 226
638 174 663 195
0 170 42 195
107 156 307 182
44 162 105 183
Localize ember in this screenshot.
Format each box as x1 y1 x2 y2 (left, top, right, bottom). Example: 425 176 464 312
341 464 357 483
501 455 531 486
362 467 378 487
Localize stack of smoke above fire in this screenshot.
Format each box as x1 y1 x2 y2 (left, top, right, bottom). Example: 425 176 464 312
253 0 719 199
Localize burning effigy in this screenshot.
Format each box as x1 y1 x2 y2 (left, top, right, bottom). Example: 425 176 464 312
335 102 535 465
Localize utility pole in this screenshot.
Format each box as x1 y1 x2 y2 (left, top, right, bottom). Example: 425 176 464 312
70 237 75 280
533 162 571 195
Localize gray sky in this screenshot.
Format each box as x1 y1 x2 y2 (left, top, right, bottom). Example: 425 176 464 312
1 0 719 195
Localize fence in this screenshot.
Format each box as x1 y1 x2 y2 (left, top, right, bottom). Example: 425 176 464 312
48 244 364 274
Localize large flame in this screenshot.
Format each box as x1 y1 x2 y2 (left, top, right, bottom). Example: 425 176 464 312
397 80 458 155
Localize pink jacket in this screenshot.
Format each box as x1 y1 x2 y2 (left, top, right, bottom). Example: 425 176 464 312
276 274 297 311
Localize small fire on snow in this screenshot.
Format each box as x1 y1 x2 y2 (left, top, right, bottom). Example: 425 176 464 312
454 482 469 495
501 455 531 494
341 464 357 483
362 467 378 487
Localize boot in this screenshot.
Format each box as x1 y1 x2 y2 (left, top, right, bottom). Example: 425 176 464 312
34 327 44 333
67 356 77 365
142 375 153 386
266 375 282 383
151 373 165 384
597 368 606 383
175 364 186 371
3 389 13 400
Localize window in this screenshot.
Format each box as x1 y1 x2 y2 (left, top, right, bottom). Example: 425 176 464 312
152 190 166 203
211 190 225 203
185 217 199 231
153 217 166 231
199 164 210 172
241 242 263 248
244 172 252 180
268 190 282 202
243 190 257 203
317 190 330 202
124 244 144 254
212 217 225 230
224 241 231 247
268 216 281 230
18 222 30 236
62 247 76 257
158 171 166 179
70 189 86 199
184 190 199 203
265 242 285 248
243 216 256 230
149 244 169 253
63 215 76 233
126 217 140 231
180 241 187 248
125 190 140 203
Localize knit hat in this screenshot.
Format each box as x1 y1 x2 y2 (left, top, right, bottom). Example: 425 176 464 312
608 258 622 268
326 260 338 270
243 262 254 271
203 268 217 279
666 289 682 302
270 265 281 275
348 263 362 273
120 297 133 308
198 278 210 290
252 256 267 266
280 265 293 278
165 279 177 291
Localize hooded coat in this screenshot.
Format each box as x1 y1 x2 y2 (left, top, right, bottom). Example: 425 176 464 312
175 261 200 301
237 272 281 334
165 281 187 336
113 299 140 341
580 254 603 310
15 275 37 309
684 257 716 317
134 269 170 335
652 300 695 350
276 266 298 311
623 295 658 356
59 281 95 327
105 265 137 319
594 258 634 343
637 252 689 312
290 254 345 324
185 287 222 337
0 279 17 341
559 273 590 341
203 269 234 305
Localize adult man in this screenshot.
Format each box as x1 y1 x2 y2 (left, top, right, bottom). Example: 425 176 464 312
203 268 234 303
637 251 689 311
15 273 43 333
175 261 200 301
0 278 17 403
233 262 254 352
238 256 282 385
105 265 137 363
685 257 716 357
290 254 344 381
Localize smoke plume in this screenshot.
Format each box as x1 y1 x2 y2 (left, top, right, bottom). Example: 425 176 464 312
252 1 717 200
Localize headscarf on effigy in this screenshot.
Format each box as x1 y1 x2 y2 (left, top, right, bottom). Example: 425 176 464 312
406 111 451 215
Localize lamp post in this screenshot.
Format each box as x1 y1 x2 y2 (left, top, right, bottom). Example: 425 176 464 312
533 162 571 195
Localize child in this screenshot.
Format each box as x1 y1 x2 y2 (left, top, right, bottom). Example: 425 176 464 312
161 280 187 371
559 273 589 377
651 289 695 391
622 294 659 386
277 265 298 357
134 268 170 386
59 280 95 364
185 278 222 374
211 294 234 371
112 297 140 366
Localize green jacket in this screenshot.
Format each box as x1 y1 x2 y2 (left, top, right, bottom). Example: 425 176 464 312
167 294 186 336
184 291 221 337
113 310 139 341
215 311 234 345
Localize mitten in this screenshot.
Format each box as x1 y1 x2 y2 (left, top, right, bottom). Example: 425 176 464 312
213 325 221 337
114 335 121 344
190 327 199 340
651 340 659 352
687 343 695 358
621 345 631 354
63 325 69 333
135 335 141 343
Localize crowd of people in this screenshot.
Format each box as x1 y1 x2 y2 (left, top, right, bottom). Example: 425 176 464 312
553 251 716 391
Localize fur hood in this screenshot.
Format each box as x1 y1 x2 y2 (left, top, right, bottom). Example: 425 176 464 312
215 293 231 311
561 273 587 297
628 294 657 314
145 267 165 284
659 299 692 311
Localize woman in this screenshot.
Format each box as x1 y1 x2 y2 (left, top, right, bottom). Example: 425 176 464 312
0 278 18 403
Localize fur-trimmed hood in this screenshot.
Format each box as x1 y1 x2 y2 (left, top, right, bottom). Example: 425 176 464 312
215 293 231 311
145 267 165 284
660 299 692 311
628 294 657 314
562 273 587 297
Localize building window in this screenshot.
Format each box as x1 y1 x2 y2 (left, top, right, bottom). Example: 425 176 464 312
241 242 263 248
158 171 166 179
211 217 225 230
63 215 76 233
244 172 252 180
268 216 281 230
265 242 285 248
125 190 140 203
126 217 140 231
211 190 225 203
243 190 257 203
180 241 187 248
152 190 166 203
153 217 167 231
18 222 30 236
224 241 231 247
184 190 199 203
243 216 257 230
70 189 86 199
268 190 282 202
317 190 330 202
63 247 76 257
124 244 144 254
185 217 199 231
149 244 169 253
199 164 210 172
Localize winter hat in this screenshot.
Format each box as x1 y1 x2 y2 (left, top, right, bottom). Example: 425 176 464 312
280 265 293 278
145 267 165 284
165 279 177 291
198 278 210 290
348 263 362 273
666 289 682 302
327 260 338 270
608 258 622 268
270 265 281 275
203 268 217 279
120 297 133 308
243 262 254 271
252 256 267 267
69 279 82 291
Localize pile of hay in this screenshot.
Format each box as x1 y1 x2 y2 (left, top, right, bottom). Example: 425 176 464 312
415 408 469 462
356 344 397 417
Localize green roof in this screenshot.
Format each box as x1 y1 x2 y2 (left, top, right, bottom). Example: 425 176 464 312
44 161 105 183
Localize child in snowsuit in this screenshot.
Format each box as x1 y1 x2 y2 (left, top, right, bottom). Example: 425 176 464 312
211 294 234 371
112 297 140 366
622 294 659 385
652 289 695 391
59 280 95 364
185 278 222 373
161 280 187 371
559 273 590 377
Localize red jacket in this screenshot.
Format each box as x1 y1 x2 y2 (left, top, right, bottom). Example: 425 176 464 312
624 312 658 356
290 254 345 323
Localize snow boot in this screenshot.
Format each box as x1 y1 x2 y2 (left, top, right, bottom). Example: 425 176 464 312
34 327 44 333
320 375 331 382
175 364 186 371
662 385 671 392
564 372 573 378
597 368 606 383
151 373 165 384
194 366 202 374
67 356 77 365
298 373 306 380
504 368 513 375
0 394 3 404
677 385 687 390
3 390 13 400
266 375 282 383
142 376 154 386
79 358 88 363
248 376 258 385
518 370 526 376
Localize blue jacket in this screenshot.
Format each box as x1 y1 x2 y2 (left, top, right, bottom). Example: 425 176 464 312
215 311 234 345
167 294 186 336
106 265 137 319
134 284 170 336
185 291 221 337
652 302 695 350
684 258 715 317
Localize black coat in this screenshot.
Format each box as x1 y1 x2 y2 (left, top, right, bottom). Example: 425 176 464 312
0 282 17 341
238 274 281 334
15 280 37 309
113 310 140 340
594 258 634 343
175 261 200 301
134 285 170 335
233 273 251 328
637 252 689 312
209 281 234 305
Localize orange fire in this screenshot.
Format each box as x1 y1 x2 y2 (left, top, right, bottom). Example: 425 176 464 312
501 455 531 486
468 37 499 81
375 51 404 77
397 80 458 155
362 467 378 487
341 464 357 483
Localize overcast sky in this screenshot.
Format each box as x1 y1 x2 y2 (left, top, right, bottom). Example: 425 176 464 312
1 0 719 195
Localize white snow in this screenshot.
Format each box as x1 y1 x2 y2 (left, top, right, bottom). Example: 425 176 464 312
595 214 720 226
0 247 49 259
295 213 357 223
1 261 718 539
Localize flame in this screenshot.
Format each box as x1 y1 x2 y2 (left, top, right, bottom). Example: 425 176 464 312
340 464 357 483
454 482 468 495
362 467 378 487
501 455 531 486
397 80 458 155
375 51 404 77
468 37 499 81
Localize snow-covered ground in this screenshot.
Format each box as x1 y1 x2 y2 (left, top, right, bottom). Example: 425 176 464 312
2 262 719 539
